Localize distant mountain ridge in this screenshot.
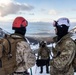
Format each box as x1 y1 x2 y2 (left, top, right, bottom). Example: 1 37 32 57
0 27 76 45
0 28 10 38
0 28 39 44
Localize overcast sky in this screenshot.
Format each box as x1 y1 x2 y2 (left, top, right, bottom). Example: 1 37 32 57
0 0 76 22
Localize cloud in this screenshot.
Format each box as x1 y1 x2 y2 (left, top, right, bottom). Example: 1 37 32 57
48 9 72 15
0 0 12 4
0 2 34 17
48 9 58 15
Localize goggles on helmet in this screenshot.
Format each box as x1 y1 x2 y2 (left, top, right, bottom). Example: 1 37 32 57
53 18 70 27
53 21 58 27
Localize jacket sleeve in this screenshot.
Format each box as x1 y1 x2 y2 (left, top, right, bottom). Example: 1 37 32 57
51 39 75 71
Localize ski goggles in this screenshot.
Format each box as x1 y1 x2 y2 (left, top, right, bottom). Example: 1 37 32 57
53 20 58 27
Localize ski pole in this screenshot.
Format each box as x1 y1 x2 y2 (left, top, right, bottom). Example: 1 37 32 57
30 68 32 75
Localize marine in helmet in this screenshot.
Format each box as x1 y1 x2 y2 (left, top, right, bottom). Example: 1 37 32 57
38 40 50 74
12 16 28 35
50 18 76 75
12 16 36 75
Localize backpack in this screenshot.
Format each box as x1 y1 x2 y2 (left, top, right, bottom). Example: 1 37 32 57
72 39 76 72
36 47 50 67
40 47 50 58
0 34 25 75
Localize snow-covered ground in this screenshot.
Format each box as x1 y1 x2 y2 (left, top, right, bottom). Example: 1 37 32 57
28 65 50 75
28 64 76 75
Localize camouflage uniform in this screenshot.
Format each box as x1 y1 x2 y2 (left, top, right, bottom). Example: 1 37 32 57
11 34 36 75
38 47 50 59
38 46 50 73
50 33 76 75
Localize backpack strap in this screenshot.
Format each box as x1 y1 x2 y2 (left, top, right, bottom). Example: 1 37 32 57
5 38 12 60
4 34 26 60
10 33 27 42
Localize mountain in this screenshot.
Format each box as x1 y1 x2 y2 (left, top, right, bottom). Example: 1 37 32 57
0 28 10 38
0 28 39 45
0 26 76 45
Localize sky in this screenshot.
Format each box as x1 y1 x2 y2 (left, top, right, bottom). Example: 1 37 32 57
0 0 76 23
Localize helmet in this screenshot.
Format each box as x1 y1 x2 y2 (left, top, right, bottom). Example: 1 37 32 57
53 17 70 27
12 16 28 29
53 18 70 40
39 41 47 47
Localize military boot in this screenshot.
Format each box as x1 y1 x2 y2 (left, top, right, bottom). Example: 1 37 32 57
46 65 49 73
40 66 43 73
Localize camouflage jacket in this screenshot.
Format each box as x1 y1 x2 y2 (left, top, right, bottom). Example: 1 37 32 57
38 46 50 59
11 34 36 72
50 33 76 75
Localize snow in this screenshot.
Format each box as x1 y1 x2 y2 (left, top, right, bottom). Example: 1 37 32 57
28 65 50 75
71 33 76 40
28 64 76 75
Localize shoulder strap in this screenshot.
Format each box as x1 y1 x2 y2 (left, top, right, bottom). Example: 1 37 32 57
5 38 12 60
10 33 27 42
